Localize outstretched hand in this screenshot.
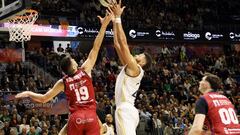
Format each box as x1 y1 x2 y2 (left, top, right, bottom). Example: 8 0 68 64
109 0 125 17
15 91 31 98
97 9 114 28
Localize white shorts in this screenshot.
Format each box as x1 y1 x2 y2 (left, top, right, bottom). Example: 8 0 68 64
115 102 139 135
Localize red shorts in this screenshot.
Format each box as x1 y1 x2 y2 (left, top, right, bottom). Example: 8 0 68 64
67 110 100 135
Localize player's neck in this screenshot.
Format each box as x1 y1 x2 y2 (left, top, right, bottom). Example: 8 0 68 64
72 68 78 74
204 88 214 94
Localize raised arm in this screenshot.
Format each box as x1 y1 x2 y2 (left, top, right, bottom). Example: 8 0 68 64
110 1 140 76
111 10 125 65
15 79 64 103
81 11 113 75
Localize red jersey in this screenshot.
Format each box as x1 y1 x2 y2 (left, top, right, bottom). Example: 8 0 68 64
63 69 96 114
202 92 240 134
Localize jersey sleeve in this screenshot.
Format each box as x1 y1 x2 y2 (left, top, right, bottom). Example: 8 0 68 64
195 97 208 115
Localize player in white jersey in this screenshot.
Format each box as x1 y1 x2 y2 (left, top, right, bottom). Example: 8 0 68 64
108 1 153 134
114 64 144 135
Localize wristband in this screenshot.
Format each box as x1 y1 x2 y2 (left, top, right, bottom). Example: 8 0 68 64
115 17 121 23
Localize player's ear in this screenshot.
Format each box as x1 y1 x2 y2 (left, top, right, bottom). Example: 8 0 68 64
72 65 76 70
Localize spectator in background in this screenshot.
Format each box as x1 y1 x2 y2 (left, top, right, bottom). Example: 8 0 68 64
151 112 163 135
0 121 4 135
19 118 30 134
27 126 38 135
19 127 27 135
9 127 18 135
163 123 173 135
3 121 10 135
65 44 72 53
102 114 114 135
57 44 64 53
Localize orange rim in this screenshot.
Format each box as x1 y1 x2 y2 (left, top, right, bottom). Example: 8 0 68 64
10 9 38 20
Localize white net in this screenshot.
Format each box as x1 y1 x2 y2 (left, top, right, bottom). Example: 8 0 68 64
8 9 38 42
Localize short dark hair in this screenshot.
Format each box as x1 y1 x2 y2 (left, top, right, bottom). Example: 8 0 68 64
142 52 152 70
60 55 74 75
204 73 222 91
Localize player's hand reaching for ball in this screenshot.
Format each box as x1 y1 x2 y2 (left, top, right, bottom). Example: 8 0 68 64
109 0 125 18
97 9 114 28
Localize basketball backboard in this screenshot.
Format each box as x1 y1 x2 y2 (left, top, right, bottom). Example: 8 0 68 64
0 0 31 22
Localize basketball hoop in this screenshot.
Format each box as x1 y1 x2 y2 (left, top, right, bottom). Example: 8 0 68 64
7 9 38 42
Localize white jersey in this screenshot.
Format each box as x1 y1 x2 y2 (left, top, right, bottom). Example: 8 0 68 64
103 123 115 135
115 65 144 106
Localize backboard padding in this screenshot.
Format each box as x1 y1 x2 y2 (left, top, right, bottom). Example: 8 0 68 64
0 0 31 22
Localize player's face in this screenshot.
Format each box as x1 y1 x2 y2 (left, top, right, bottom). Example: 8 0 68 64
134 53 147 67
199 76 209 93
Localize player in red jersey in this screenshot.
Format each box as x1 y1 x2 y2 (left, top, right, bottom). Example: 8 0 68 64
189 73 240 135
15 11 113 135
